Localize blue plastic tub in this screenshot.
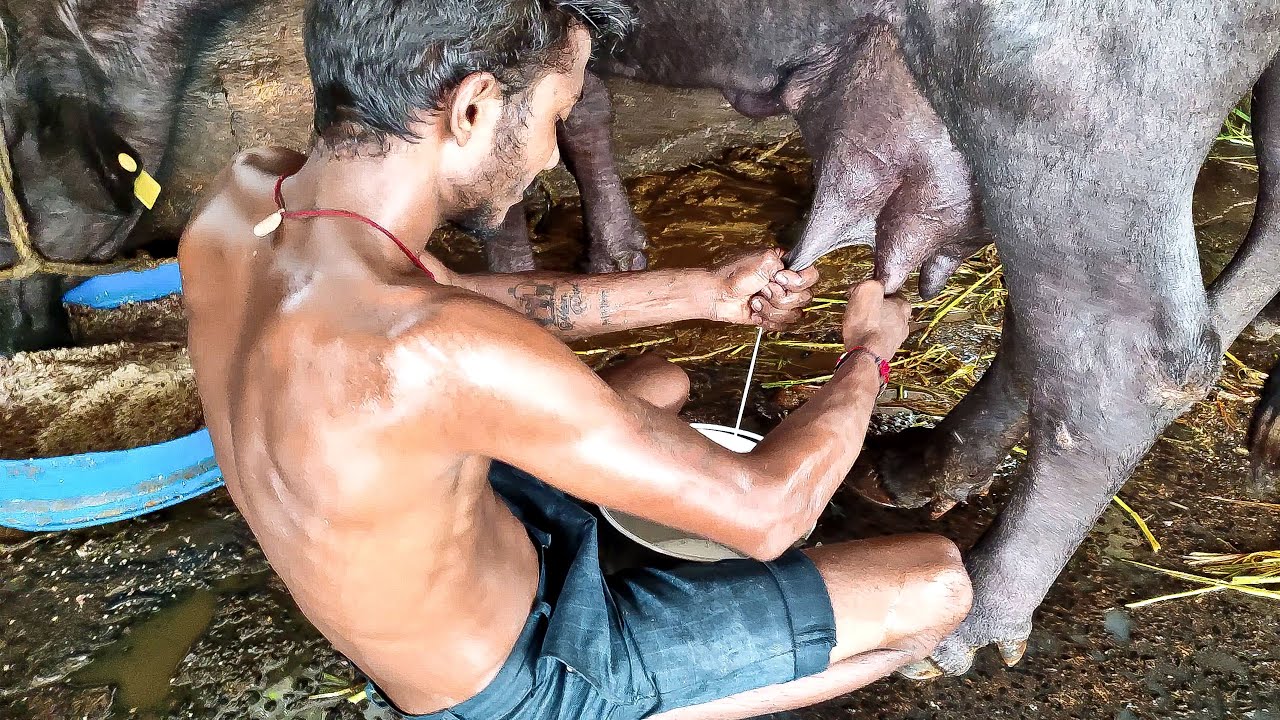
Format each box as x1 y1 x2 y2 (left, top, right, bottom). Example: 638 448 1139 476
1 263 224 531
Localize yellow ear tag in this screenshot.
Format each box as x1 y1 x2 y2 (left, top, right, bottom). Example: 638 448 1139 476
117 153 138 173
253 210 283 237
132 170 161 210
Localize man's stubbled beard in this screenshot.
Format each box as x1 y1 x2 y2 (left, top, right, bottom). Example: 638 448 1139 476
451 93 535 242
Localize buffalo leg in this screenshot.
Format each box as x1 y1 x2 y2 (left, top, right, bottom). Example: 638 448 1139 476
934 168 1224 674
849 326 1030 516
481 205 537 273
891 4 1280 673
558 72 648 273
1213 61 1280 493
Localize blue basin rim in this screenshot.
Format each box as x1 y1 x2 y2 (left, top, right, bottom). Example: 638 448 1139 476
62 262 183 309
0 262 221 531
0 429 223 531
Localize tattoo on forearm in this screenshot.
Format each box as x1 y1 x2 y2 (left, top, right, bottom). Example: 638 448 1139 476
510 282 587 331
600 290 613 326
560 284 587 327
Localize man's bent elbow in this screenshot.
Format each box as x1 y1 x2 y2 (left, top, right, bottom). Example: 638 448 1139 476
727 467 820 561
739 510 816 562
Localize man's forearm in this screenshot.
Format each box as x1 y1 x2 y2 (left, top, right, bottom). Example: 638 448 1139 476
747 356 884 552
454 270 718 340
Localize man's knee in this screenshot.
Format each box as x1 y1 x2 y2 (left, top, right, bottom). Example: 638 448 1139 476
813 533 971 661
621 354 691 412
895 534 972 637
650 358 691 413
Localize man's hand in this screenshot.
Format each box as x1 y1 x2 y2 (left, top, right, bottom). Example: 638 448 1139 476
710 248 819 330
842 280 912 359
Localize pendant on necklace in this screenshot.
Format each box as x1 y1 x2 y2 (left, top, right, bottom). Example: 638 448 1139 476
253 210 284 238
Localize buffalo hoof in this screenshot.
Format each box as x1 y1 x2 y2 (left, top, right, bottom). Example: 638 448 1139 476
926 592 1036 676
895 658 944 681
585 224 649 273
847 427 986 517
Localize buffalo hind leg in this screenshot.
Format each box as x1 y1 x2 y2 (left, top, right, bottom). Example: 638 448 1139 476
1209 61 1280 494
849 323 1031 517
924 149 1223 674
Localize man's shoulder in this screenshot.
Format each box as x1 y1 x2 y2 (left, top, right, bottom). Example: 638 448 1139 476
390 289 576 382
180 148 303 256
395 288 528 348
187 147 303 227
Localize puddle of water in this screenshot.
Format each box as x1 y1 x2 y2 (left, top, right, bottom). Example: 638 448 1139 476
73 589 218 717
1103 608 1132 644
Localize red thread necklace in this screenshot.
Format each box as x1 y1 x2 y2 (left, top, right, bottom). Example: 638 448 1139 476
252 172 436 281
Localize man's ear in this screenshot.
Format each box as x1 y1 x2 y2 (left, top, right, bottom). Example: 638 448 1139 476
446 72 504 147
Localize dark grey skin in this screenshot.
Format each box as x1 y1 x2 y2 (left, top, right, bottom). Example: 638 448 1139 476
493 14 988 297
871 2 1280 675
511 1 1280 677
0 0 251 355
1251 362 1280 495
1249 296 1280 494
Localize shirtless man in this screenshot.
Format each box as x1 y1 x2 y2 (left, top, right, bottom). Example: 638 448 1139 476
179 1 972 718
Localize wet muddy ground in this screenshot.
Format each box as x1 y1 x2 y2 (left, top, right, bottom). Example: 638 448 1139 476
3 137 1279 719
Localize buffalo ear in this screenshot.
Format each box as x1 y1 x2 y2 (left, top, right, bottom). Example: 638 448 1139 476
75 105 161 211
56 102 146 213
42 99 159 212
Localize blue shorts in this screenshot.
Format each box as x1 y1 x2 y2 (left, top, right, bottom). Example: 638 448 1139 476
364 462 837 720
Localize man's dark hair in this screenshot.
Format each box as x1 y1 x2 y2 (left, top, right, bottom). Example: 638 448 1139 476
304 0 635 154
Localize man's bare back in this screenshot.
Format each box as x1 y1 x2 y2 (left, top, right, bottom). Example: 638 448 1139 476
181 4 971 718
181 143 834 712
182 149 539 710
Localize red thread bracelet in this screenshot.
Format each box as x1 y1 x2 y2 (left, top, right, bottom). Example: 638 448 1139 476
835 346 890 388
